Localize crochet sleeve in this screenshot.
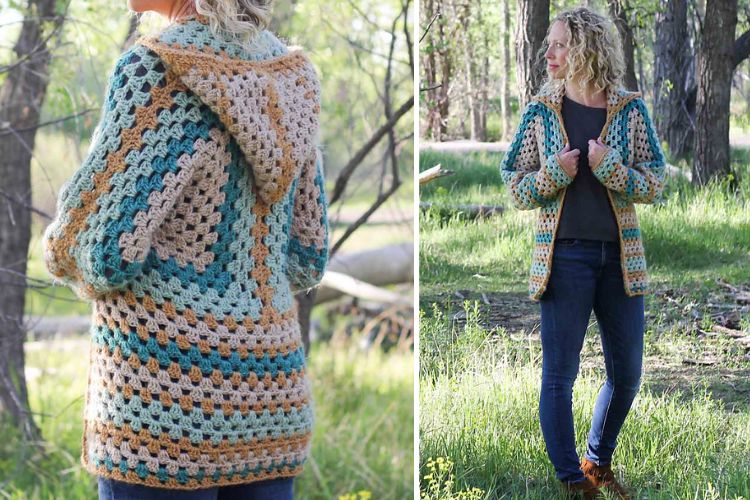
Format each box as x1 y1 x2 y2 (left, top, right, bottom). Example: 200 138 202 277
42 45 194 300
285 147 330 292
500 102 575 210
590 98 666 204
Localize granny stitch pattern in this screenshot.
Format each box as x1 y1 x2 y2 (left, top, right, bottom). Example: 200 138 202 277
500 84 665 301
41 15 329 489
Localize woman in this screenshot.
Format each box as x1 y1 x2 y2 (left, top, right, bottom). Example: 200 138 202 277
42 1 329 498
500 7 665 499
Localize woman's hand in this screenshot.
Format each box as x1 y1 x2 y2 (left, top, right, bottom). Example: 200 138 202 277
556 143 579 179
588 138 609 169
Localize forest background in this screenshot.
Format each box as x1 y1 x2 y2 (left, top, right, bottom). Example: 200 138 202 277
420 0 750 497
0 0 415 498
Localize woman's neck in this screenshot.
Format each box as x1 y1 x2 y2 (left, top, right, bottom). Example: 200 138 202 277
564 79 607 108
168 1 197 22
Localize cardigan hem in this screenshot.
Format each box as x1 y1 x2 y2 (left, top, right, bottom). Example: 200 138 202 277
80 455 305 490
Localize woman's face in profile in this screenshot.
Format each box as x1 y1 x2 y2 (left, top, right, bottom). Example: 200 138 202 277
544 20 570 80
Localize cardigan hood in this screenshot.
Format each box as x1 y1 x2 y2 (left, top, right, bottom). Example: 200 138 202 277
534 83 642 137
138 17 321 205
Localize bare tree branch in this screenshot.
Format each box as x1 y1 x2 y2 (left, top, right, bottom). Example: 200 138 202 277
0 188 52 220
330 182 401 256
329 96 413 205
420 11 440 44
0 108 97 137
320 17 411 67
403 0 414 75
331 6 408 256
121 14 141 51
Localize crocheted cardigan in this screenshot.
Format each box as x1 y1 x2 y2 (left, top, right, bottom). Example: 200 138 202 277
41 15 329 489
500 84 666 301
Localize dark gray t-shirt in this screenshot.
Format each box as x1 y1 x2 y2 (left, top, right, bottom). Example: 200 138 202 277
556 94 619 242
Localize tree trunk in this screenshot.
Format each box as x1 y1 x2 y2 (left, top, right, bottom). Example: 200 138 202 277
461 0 482 141
436 9 451 140
636 40 647 101
609 0 639 91
478 0 488 140
468 0 487 141
500 0 510 140
732 29 750 69
515 0 549 107
422 0 451 141
682 19 750 158
479 42 489 140
422 0 438 139
693 0 737 186
0 0 63 441
654 0 692 159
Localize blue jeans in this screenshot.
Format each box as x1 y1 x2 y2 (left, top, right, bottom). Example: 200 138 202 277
98 476 294 500
539 238 644 484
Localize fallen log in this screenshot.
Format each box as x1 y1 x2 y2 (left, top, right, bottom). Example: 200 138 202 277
319 271 411 307
315 242 413 304
682 357 718 366
419 202 504 218
715 278 750 304
711 324 748 338
419 164 454 185
422 141 687 182
24 315 92 339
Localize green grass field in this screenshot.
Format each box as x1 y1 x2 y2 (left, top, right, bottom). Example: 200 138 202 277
419 149 750 299
419 149 750 498
0 338 413 499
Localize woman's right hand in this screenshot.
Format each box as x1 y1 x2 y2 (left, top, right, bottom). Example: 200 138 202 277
556 143 579 178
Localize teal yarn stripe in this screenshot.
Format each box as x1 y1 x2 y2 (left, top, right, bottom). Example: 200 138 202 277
91 323 306 378
95 388 313 443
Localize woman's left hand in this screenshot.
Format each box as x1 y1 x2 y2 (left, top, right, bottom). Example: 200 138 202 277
588 138 609 168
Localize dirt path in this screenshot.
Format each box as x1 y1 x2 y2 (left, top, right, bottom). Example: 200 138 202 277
425 289 540 335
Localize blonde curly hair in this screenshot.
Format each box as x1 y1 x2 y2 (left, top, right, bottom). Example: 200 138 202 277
135 1 275 46
195 0 275 45
537 7 625 96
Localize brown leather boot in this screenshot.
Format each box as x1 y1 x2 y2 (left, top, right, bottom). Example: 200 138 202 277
580 458 630 499
560 476 601 499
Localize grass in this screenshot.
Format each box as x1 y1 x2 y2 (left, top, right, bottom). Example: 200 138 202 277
0 337 413 499
419 150 506 206
419 306 750 499
419 149 750 298
419 148 750 498
419 150 535 298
